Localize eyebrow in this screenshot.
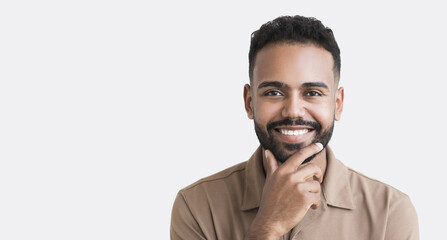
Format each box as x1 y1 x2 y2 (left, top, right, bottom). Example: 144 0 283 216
257 81 289 89
301 82 329 89
257 81 329 90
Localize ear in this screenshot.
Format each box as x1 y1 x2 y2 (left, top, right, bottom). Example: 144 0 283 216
334 86 344 121
243 84 254 119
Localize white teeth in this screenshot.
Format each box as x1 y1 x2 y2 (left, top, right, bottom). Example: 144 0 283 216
280 129 309 136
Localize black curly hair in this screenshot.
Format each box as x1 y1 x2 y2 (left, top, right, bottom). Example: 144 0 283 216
249 15 341 83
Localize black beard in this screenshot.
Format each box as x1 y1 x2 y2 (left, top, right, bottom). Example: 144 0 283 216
254 117 334 164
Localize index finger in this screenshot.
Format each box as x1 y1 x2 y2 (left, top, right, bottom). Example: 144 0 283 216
264 149 279 179
282 143 323 170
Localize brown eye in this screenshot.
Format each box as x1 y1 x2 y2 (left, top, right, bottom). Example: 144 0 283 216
265 90 283 96
306 91 322 97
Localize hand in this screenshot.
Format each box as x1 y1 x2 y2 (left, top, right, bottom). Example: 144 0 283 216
245 143 324 240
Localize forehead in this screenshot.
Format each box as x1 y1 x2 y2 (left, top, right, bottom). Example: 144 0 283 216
252 43 336 89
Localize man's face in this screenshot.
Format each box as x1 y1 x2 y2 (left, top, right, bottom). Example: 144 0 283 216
244 43 344 163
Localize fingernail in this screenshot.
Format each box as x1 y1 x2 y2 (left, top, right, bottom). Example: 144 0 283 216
315 143 323 150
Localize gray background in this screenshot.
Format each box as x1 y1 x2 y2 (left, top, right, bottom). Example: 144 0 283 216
1 0 445 239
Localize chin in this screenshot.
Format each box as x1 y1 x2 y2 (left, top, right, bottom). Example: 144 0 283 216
276 141 324 163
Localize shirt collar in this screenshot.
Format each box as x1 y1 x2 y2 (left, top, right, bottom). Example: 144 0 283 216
241 146 355 211
241 146 265 211
322 147 355 210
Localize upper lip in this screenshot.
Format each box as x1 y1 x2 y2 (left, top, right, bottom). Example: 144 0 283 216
274 126 314 130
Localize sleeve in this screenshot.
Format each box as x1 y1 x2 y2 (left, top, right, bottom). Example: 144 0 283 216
385 195 419 240
170 191 206 240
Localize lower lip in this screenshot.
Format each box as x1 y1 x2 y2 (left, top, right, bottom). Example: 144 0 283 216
273 129 314 143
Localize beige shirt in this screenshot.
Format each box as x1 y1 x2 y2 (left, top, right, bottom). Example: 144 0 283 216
170 147 419 240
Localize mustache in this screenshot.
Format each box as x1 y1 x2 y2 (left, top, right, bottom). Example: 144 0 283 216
266 118 321 132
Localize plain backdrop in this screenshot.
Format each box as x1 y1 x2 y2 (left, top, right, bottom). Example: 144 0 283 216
1 0 446 239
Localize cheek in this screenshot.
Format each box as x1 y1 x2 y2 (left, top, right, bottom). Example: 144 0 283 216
307 102 335 125
253 101 282 124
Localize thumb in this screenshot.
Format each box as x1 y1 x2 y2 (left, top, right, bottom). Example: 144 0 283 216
264 149 279 179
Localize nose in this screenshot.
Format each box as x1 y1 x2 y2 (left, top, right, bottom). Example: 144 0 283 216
281 93 306 119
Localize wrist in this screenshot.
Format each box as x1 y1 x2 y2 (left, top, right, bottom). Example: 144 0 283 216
245 217 281 240
245 231 279 240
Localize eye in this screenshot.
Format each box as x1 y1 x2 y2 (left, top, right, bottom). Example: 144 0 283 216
264 90 283 96
306 90 322 97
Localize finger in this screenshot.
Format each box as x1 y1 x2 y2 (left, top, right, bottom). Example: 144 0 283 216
264 149 279 179
306 192 321 210
302 180 321 194
296 163 323 184
313 175 323 184
283 143 323 170
311 202 320 210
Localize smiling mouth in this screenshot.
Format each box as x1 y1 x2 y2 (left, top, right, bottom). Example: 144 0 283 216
277 128 312 136
275 127 315 136
272 127 316 144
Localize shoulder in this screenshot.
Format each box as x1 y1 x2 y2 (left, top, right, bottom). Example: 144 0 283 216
171 160 255 239
347 167 419 237
171 161 249 234
348 168 408 199
343 166 419 238
178 161 248 206
346 167 408 202
182 161 247 190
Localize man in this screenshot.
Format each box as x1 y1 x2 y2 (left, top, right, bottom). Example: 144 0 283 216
170 15 419 240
